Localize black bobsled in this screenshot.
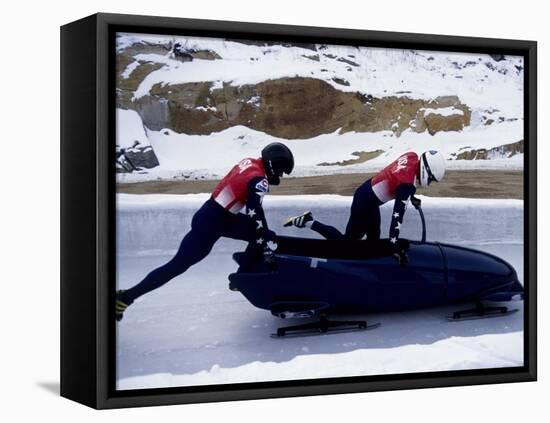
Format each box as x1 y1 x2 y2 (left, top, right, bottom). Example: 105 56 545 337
228 200 523 336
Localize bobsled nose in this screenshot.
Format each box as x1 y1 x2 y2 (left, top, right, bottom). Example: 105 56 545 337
480 279 524 302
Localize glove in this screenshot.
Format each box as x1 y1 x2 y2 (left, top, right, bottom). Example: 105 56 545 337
263 248 278 272
392 249 409 267
262 229 278 255
411 195 422 210
264 229 277 243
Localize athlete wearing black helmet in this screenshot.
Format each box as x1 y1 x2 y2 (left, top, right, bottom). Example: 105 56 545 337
116 143 294 321
261 142 294 186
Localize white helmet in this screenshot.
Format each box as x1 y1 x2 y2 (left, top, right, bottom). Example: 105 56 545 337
419 151 446 187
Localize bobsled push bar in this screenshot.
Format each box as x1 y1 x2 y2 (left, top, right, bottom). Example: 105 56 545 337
271 315 381 338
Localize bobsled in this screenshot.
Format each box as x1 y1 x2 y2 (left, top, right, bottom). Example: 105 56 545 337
228 202 523 337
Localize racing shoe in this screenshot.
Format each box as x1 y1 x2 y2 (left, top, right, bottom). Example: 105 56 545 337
116 290 133 321
284 211 313 228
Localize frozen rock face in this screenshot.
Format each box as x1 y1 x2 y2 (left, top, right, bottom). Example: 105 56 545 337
128 76 471 139
113 35 524 179
116 40 221 109
116 109 160 173
116 141 160 173
352 94 470 137
116 41 170 109
453 140 524 160
422 96 471 135
116 42 472 139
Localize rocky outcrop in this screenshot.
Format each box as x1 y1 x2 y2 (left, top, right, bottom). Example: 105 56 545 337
133 77 362 138
225 39 317 51
117 41 472 139
489 54 506 62
130 76 471 139
116 141 160 173
422 97 471 135
345 94 470 137
116 40 220 109
117 62 166 109
116 41 171 108
452 140 524 160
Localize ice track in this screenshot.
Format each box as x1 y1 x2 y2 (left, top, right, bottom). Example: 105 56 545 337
116 194 524 389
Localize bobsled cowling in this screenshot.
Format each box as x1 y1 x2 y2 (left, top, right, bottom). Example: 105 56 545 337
228 235 523 317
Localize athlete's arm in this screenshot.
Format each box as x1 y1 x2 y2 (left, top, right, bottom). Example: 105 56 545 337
245 176 275 250
389 183 417 244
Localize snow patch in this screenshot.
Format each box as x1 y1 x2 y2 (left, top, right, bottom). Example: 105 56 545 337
116 109 150 148
117 332 523 389
121 60 141 79
422 106 465 117
116 117 524 183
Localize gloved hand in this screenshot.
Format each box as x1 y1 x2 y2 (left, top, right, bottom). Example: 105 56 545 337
263 229 278 257
392 249 409 267
411 195 422 210
264 229 277 243
263 248 278 272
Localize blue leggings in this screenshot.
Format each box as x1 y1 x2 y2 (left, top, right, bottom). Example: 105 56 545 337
124 199 255 302
312 179 382 241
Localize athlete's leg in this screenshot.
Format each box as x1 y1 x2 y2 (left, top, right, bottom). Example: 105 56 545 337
343 205 369 240
283 210 344 240
364 204 381 240
344 179 382 240
122 200 225 302
310 220 345 240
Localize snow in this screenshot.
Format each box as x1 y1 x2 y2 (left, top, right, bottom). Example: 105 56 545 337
116 33 524 182
114 34 525 388
116 116 523 183
195 105 218 112
119 33 523 120
422 106 465 117
117 194 523 253
117 332 522 390
134 121 522 181
116 194 524 390
121 60 140 79
116 109 151 148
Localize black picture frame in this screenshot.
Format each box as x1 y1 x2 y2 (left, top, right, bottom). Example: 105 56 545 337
61 12 537 409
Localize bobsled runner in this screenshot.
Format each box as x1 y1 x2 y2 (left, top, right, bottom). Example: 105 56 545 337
228 200 523 337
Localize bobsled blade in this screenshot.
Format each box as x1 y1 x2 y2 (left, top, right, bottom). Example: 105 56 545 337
270 321 381 339
446 308 519 322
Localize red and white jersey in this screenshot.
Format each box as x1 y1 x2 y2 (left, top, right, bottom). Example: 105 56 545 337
371 152 419 203
212 158 268 213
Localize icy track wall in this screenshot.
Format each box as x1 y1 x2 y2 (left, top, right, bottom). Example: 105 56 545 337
117 194 523 255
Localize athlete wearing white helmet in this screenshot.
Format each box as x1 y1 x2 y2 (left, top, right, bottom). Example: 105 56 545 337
419 150 446 187
285 150 446 265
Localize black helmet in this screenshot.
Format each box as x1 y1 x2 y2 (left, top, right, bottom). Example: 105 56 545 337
261 142 294 186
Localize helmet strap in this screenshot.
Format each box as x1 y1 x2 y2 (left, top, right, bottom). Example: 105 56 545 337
267 159 280 185
422 153 436 185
